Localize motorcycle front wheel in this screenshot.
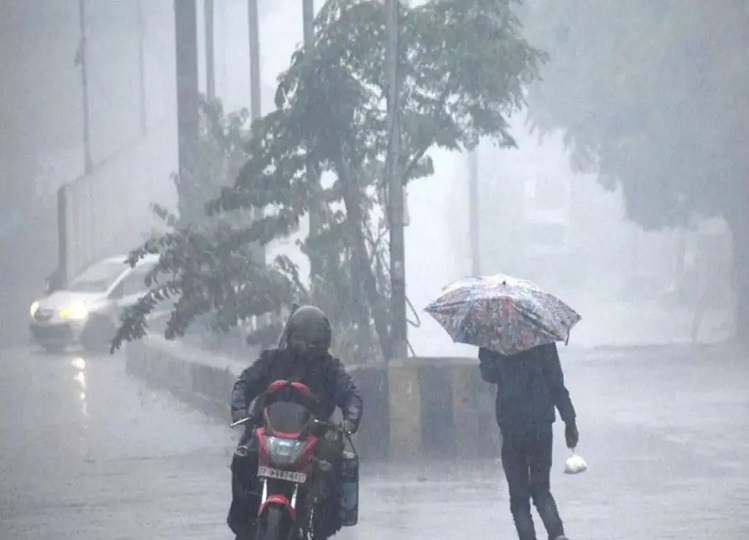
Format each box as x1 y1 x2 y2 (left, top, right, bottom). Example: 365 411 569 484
256 506 292 540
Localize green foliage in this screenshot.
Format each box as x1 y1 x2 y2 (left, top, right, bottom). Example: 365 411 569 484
521 0 749 230
112 0 542 358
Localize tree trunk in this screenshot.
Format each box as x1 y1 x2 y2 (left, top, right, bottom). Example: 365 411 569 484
730 215 749 344
723 169 749 344
337 169 393 361
352 274 375 360
174 0 200 224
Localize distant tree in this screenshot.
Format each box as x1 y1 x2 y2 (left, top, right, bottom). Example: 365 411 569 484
111 0 543 359
521 0 749 338
170 96 251 227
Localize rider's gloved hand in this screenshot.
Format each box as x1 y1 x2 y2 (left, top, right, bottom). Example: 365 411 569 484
231 408 248 423
564 420 579 449
341 419 357 435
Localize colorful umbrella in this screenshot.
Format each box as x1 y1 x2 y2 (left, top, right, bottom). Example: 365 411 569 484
425 274 581 356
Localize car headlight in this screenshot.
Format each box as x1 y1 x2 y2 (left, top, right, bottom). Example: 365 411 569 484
59 301 89 321
265 435 305 467
29 301 39 318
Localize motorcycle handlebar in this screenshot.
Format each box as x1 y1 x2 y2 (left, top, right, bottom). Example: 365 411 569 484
230 416 358 457
312 419 337 431
313 419 356 437
230 416 251 428
230 416 346 434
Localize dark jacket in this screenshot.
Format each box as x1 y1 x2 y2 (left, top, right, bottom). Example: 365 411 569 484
230 348 363 432
478 343 575 430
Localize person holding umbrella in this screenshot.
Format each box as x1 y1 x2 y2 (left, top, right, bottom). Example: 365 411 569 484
479 343 578 540
425 274 582 540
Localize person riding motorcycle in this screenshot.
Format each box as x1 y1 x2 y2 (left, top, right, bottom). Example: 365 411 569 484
227 305 363 540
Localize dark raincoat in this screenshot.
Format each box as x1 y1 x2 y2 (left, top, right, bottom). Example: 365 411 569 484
230 347 363 429
478 343 576 540
478 342 576 429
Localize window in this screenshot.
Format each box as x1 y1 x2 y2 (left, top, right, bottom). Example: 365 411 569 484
119 263 156 297
68 259 128 293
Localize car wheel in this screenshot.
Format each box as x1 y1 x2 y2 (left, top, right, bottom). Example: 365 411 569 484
80 316 116 354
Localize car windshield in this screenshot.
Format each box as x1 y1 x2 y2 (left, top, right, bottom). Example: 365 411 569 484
67 260 126 293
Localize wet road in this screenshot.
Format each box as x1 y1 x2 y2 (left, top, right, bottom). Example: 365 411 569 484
0 346 233 539
1 344 748 539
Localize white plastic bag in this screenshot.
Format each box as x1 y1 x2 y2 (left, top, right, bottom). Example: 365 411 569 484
564 450 588 475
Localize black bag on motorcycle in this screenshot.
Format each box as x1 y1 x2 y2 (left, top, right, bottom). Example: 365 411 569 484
338 449 358 527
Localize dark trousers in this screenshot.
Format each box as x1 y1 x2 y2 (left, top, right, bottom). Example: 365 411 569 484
500 423 565 540
227 435 261 539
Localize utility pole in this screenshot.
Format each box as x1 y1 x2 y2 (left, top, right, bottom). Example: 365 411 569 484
468 149 480 275
303 0 323 278
136 0 147 135
76 0 93 174
386 0 407 361
302 0 314 50
248 0 266 269
219 0 227 98
174 0 200 220
247 0 261 124
204 0 216 100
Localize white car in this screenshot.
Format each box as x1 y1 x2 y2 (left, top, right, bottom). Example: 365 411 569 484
29 254 160 353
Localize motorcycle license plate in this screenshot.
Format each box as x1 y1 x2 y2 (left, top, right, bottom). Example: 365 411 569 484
258 466 307 484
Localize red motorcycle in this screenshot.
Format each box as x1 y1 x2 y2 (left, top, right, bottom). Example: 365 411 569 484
232 379 359 540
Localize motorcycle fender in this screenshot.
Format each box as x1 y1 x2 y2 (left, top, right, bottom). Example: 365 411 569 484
259 494 296 521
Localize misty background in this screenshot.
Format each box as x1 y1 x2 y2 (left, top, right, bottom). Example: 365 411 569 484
2 2 748 539
0 0 734 354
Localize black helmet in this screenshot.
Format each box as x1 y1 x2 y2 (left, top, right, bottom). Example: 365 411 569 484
285 305 332 360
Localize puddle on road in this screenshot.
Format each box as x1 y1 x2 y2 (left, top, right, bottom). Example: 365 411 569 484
69 356 89 419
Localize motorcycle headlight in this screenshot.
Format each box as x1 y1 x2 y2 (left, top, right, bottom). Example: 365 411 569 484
60 301 89 321
29 301 39 318
265 435 306 467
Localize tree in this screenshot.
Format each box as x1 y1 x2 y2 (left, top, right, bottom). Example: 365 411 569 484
111 0 543 358
171 96 251 227
520 0 749 337
146 96 274 348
